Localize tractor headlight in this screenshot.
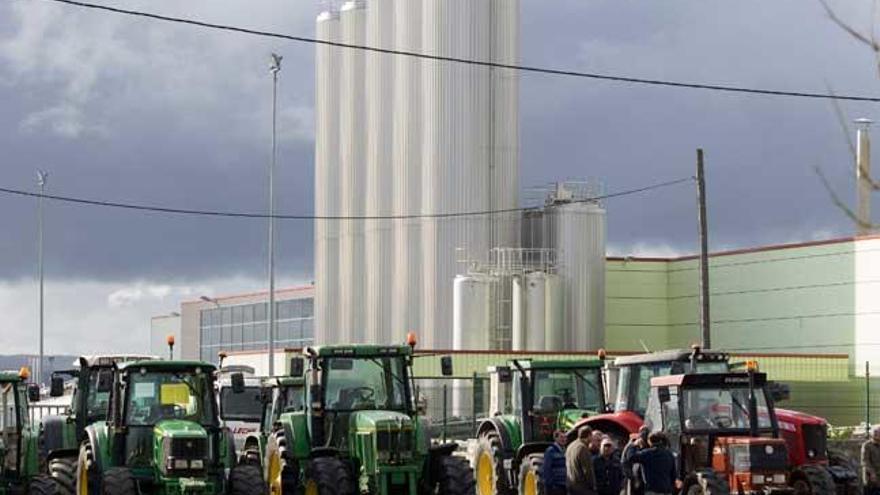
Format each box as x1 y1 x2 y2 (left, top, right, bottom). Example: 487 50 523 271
751 474 765 485
807 449 816 459
764 445 775 455
190 459 204 470
174 459 189 470
772 474 786 484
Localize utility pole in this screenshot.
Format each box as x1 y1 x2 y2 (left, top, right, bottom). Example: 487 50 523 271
696 149 711 349
267 53 282 377
36 170 48 385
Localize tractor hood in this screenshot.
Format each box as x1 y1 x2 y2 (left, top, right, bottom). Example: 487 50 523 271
350 410 413 432
154 419 209 439
153 420 211 477
557 409 593 432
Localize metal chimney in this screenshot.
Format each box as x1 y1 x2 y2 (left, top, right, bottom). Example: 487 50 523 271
856 118 874 235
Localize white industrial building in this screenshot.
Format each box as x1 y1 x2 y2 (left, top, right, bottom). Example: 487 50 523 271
313 0 607 352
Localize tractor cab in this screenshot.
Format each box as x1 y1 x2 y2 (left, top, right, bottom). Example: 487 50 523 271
0 368 56 494
645 369 792 494
239 375 304 466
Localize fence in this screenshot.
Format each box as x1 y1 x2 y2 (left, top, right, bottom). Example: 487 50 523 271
414 375 488 441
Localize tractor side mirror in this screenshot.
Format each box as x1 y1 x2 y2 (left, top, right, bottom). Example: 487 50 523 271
50 376 65 397
658 386 671 403
260 387 273 404
96 370 113 393
27 384 41 403
289 358 305 377
496 366 512 383
440 356 453 377
231 372 246 394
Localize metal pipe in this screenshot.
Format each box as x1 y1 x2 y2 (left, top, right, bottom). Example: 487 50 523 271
37 170 48 385
857 118 874 235
268 53 282 377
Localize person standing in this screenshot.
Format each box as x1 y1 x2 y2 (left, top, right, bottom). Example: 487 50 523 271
589 430 604 456
593 438 623 495
542 430 569 495
628 432 679 495
566 426 597 495
621 426 650 495
863 426 880 495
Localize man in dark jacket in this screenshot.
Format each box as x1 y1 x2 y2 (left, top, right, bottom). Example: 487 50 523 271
566 426 597 495
628 432 679 495
621 426 650 495
542 430 569 495
593 437 623 495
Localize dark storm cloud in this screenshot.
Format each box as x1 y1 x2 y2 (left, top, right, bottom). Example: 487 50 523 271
0 0 877 283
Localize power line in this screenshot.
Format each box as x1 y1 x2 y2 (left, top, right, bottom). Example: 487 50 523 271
0 176 692 220
28 0 880 103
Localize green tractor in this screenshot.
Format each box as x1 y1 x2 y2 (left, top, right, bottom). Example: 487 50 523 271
74 359 262 494
473 359 607 495
0 368 61 495
40 355 156 494
239 375 305 466
263 343 475 495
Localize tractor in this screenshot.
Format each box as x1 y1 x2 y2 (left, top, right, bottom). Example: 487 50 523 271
575 348 856 495
39 355 156 495
642 367 793 495
216 363 264 456
0 367 61 495
473 358 607 495
239 375 304 466
262 341 475 495
73 359 261 494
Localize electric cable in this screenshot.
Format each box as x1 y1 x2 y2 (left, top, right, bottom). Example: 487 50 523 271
23 0 880 103
0 176 692 220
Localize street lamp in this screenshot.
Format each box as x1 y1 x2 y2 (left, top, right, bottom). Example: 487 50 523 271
36 170 48 384
267 53 282 377
199 295 221 308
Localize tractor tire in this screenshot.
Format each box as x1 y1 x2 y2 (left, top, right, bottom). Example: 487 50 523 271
28 475 61 495
48 456 76 495
303 457 355 495
437 456 477 495
686 470 730 495
75 442 100 495
517 454 544 495
793 466 836 495
100 468 137 495
266 432 300 495
230 464 267 495
474 431 510 495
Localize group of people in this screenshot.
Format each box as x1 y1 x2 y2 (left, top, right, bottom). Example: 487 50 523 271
541 425 680 495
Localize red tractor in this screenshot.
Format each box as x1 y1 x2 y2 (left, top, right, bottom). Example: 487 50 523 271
572 348 857 495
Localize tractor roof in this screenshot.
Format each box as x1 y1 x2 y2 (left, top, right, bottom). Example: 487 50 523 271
76 354 159 368
650 372 767 388
0 371 23 383
614 349 729 366
117 360 216 373
509 359 604 370
305 345 412 358
263 376 305 388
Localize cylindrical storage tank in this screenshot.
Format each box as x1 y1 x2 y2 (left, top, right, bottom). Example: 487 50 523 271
452 274 494 415
314 10 341 343
489 0 521 250
422 0 493 347
364 0 395 344
511 275 525 350
390 0 423 345
338 1 367 343
549 201 607 350
512 272 563 351
542 272 564 351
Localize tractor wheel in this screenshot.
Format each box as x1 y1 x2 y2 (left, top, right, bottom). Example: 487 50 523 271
75 442 100 495
793 466 836 495
303 457 355 495
436 456 476 495
100 468 136 495
474 431 510 495
686 470 730 495
230 464 267 495
517 454 544 495
48 456 77 495
266 432 300 495
28 475 61 495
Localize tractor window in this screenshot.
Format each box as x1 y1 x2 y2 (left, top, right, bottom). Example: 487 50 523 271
532 368 603 412
85 369 113 422
220 386 262 422
125 371 215 426
323 357 407 412
681 386 773 432
1 383 19 472
278 384 304 415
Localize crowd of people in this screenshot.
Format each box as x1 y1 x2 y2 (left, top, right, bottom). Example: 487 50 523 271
541 425 680 495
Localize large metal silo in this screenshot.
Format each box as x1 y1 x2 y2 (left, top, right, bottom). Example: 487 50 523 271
390 0 423 344
421 0 493 347
512 271 564 351
364 0 395 344
314 10 341 344
339 1 367 343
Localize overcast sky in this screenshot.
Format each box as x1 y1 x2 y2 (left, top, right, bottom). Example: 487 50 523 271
0 0 877 353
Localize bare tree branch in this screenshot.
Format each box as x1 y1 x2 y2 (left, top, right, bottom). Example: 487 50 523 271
821 0 880 51
815 165 876 230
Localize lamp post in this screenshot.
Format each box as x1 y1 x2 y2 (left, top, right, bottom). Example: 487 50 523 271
36 170 48 384
267 53 282 377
